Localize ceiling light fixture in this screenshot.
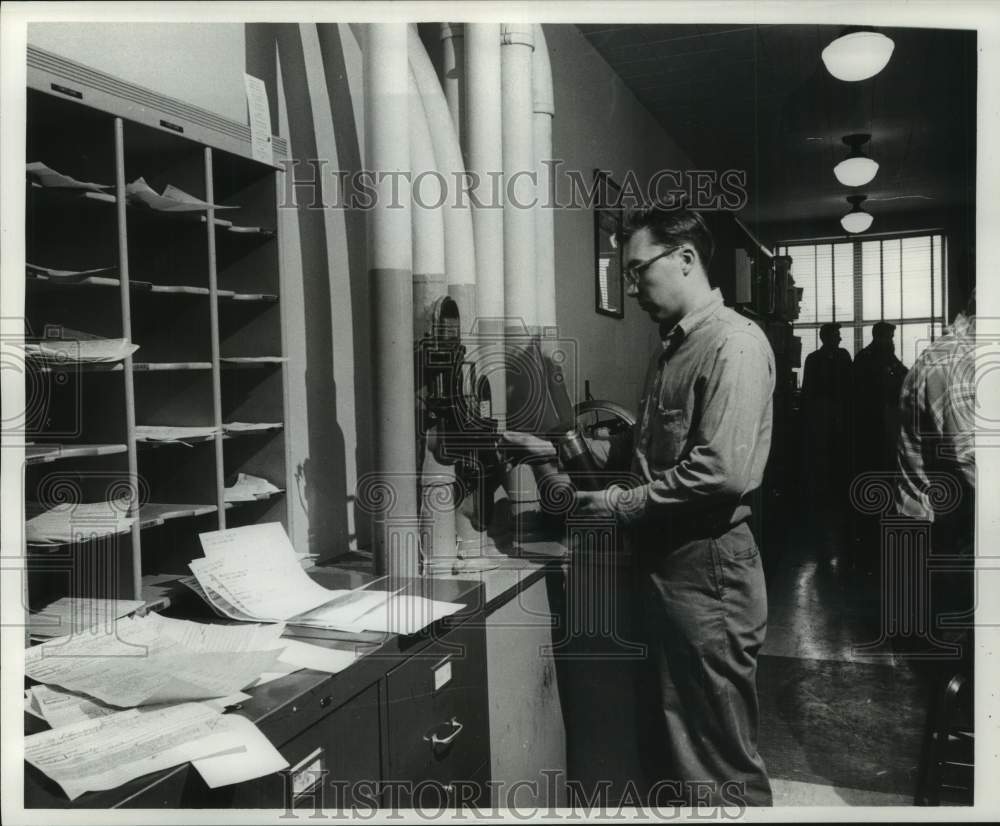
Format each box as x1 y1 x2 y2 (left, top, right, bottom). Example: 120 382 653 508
840 194 873 234
834 133 879 187
821 30 895 82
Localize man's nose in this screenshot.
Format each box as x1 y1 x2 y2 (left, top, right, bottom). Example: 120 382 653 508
626 280 639 297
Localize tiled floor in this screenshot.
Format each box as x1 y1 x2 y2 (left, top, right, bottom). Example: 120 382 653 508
758 507 931 806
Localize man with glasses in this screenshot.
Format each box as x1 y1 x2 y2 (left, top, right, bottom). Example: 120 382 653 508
575 206 776 807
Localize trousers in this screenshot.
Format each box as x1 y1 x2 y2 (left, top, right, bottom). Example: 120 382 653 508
633 521 772 808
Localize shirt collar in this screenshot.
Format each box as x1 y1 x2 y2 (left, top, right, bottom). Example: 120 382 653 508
659 289 724 346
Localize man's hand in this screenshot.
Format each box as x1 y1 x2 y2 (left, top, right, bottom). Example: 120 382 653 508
574 486 623 519
499 431 557 460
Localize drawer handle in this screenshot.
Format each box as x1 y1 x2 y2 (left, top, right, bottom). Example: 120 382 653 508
423 717 463 747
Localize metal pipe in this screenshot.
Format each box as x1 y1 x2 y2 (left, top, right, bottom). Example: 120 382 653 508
501 23 537 333
532 24 557 330
407 25 477 338
409 68 457 572
439 23 465 156
365 23 418 581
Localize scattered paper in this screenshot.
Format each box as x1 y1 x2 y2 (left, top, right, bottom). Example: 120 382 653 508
27 161 110 191
135 424 218 443
191 712 288 788
23 702 266 800
335 594 464 635
28 597 144 640
223 473 282 502
25 614 282 707
25 501 135 545
25 684 250 729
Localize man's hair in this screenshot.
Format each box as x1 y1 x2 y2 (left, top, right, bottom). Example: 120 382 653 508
819 322 841 344
621 206 715 270
872 320 896 339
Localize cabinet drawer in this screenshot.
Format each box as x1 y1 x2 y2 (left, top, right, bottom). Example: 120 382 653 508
384 623 489 791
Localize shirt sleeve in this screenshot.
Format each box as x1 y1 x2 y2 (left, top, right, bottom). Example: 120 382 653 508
619 330 775 525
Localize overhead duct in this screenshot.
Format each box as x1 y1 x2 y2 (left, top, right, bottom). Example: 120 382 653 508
408 69 458 572
365 23 418 581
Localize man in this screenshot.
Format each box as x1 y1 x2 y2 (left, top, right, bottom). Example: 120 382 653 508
895 302 976 636
800 322 853 491
854 321 908 476
575 207 775 807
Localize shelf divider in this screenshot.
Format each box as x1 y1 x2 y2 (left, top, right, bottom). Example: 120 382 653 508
205 146 226 530
116 116 143 601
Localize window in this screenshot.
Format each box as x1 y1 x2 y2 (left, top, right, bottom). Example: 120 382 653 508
778 233 946 377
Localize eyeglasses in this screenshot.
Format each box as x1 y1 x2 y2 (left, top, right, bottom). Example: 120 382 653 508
623 246 680 287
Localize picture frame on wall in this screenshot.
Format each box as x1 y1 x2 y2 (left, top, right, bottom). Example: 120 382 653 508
594 170 624 318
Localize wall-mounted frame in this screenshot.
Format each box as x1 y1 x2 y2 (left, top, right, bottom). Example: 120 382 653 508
594 171 624 318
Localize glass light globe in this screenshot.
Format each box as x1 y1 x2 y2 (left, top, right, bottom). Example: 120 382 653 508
841 210 874 234
834 156 879 187
822 32 895 82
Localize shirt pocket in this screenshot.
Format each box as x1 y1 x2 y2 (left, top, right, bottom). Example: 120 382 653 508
648 405 687 467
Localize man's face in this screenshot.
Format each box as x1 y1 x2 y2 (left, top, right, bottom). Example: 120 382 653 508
624 227 686 324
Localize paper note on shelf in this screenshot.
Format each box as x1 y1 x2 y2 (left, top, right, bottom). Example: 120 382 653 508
28 597 144 640
223 421 282 433
26 262 117 283
25 501 135 545
223 473 282 502
24 332 138 364
221 356 288 364
135 424 218 443
125 177 238 212
27 161 110 191
244 72 274 165
24 702 280 800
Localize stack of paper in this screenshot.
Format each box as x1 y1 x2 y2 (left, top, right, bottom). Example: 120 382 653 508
223 421 282 434
24 327 139 364
28 597 145 641
26 262 117 284
27 161 110 192
135 424 218 443
224 473 282 502
24 701 288 800
25 613 282 707
125 178 239 213
189 523 462 635
25 501 135 545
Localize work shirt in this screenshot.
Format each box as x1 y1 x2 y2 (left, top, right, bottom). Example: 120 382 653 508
618 289 775 535
895 313 975 529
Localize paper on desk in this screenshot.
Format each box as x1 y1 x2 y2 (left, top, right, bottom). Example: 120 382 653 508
26 161 110 191
340 594 464 635
25 615 281 707
26 683 251 729
191 712 288 788
23 702 264 800
147 612 285 652
28 597 145 639
274 639 361 675
200 521 299 560
25 501 135 545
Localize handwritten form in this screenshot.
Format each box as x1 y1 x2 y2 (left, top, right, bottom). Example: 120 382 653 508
25 614 281 707
244 73 274 165
24 702 287 800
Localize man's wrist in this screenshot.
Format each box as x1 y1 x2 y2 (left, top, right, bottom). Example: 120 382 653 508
608 483 647 526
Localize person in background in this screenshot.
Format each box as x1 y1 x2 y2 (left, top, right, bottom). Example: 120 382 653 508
799 322 853 522
852 322 908 573
895 298 976 644
567 206 775 807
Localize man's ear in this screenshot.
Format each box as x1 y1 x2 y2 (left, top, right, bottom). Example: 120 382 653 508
680 246 695 275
